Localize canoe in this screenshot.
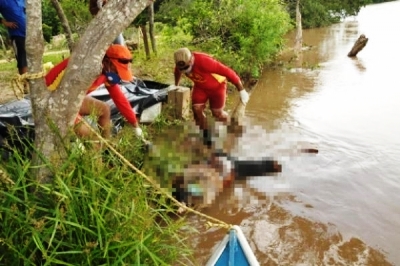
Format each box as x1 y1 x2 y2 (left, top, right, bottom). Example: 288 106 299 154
206 225 259 266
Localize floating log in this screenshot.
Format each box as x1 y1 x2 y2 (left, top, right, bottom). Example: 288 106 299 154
348 34 368 57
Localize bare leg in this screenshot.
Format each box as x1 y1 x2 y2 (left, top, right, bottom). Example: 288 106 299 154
192 104 207 130
76 96 111 138
211 108 228 124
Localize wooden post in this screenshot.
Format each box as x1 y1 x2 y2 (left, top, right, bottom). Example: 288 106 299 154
348 34 368 57
140 24 150 59
167 86 191 120
148 3 157 55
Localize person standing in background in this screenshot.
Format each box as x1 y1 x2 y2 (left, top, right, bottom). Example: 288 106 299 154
0 0 27 75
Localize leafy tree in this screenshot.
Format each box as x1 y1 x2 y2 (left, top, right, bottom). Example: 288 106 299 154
156 0 292 78
42 23 53 43
59 0 92 34
284 0 373 28
42 0 62 39
370 0 395 2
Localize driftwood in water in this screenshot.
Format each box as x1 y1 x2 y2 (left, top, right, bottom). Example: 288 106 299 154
348 34 368 57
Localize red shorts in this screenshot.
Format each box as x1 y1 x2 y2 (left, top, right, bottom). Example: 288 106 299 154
191 86 227 109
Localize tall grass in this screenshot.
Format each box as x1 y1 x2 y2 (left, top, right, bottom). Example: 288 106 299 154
0 130 193 265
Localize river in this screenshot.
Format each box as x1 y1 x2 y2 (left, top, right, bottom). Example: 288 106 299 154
188 1 400 265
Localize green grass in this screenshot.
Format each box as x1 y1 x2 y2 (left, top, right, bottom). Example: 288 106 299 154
0 61 15 72
0 26 237 264
0 49 70 105
0 128 193 265
43 52 70 65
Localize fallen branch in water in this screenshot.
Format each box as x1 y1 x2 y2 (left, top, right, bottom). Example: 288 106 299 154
348 34 368 57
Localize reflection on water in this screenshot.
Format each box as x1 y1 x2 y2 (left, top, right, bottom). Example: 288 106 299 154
188 202 392 265
190 1 400 265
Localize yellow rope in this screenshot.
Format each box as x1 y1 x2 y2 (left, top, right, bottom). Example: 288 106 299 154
11 71 46 99
81 119 233 230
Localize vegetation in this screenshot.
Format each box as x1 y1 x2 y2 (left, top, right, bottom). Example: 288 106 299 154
0 0 394 264
0 120 193 265
2 0 391 77
284 0 372 28
42 0 61 42
155 0 292 78
284 0 396 29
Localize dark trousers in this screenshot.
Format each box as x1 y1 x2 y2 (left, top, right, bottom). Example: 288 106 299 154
11 36 27 70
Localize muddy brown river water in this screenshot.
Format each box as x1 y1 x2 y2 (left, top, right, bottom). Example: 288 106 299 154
187 1 400 265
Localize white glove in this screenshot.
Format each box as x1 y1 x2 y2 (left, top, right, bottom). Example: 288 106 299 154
134 127 143 138
239 89 249 105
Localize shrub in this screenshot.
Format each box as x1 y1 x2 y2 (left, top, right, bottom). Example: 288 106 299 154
156 0 292 78
0 134 192 265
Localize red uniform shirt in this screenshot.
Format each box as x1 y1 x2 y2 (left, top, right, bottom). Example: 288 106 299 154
45 58 137 125
174 52 241 91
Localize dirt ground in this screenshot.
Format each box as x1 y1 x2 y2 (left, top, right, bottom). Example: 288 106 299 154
0 49 71 105
0 72 19 104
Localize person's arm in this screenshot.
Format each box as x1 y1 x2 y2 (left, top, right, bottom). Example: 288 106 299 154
0 17 18 29
106 83 138 126
88 75 143 138
235 79 249 104
106 82 145 138
208 57 249 104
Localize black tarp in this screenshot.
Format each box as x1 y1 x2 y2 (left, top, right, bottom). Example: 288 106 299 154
0 79 170 154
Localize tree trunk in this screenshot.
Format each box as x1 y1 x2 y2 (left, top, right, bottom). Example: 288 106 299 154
348 34 368 57
294 0 303 64
49 0 75 52
148 3 157 55
25 0 50 183
26 0 151 183
140 24 150 59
